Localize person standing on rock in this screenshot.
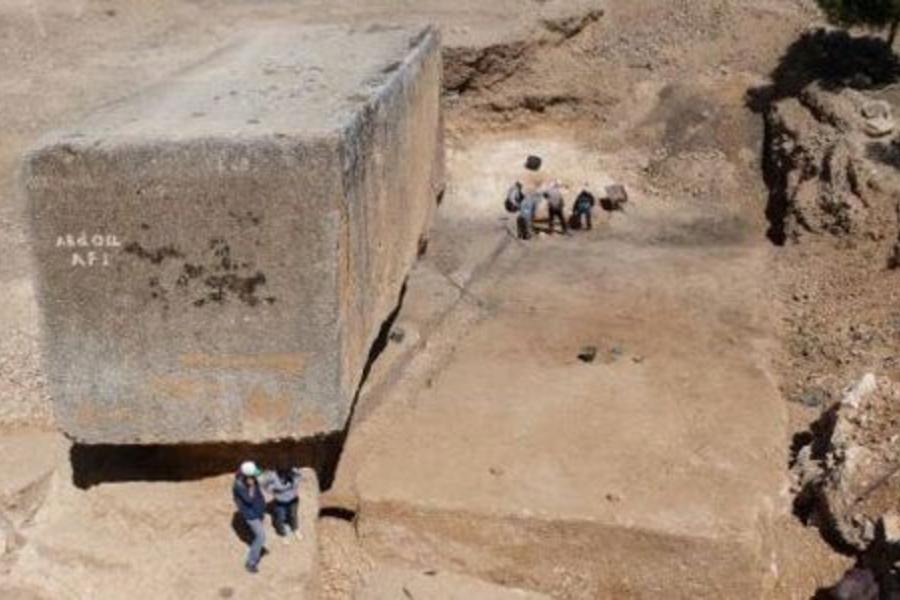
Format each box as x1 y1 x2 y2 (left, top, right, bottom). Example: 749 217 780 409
233 461 267 573
545 180 569 235
263 466 303 542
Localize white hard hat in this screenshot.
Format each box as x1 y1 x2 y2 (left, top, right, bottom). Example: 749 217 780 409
240 461 260 477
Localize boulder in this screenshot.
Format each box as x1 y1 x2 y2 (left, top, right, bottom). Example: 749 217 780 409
861 100 894 137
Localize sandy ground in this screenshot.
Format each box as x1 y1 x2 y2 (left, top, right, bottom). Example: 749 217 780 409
324 129 851 599
0 0 863 597
1 429 321 599
350 242 788 597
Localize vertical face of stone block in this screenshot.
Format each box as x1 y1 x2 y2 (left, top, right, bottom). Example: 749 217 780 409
23 25 443 444
337 28 444 401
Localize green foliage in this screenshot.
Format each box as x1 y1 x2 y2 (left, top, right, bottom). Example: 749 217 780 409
817 0 900 29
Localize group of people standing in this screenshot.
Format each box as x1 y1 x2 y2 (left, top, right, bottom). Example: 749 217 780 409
504 156 597 240
232 460 303 573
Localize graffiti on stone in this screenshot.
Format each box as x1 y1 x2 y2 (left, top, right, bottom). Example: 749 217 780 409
56 232 121 267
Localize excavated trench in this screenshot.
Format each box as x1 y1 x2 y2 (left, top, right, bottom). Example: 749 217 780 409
441 9 610 125
320 20 900 598
317 13 821 600
320 11 900 600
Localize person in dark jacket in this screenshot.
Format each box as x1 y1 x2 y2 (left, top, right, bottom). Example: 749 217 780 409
263 467 303 541
233 461 267 573
571 186 596 230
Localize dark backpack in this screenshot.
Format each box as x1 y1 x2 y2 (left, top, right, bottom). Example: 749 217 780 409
504 185 524 213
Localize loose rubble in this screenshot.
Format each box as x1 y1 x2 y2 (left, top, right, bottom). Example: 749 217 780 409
793 373 900 592
759 33 900 254
765 81 900 242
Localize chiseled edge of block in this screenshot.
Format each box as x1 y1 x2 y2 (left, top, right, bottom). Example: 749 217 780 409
334 25 444 422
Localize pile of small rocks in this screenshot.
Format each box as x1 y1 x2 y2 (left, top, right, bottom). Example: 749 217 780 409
793 373 900 593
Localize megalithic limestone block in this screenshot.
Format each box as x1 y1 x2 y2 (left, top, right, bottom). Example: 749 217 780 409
22 25 444 444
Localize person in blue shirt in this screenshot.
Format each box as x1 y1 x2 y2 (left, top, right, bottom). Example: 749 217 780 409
233 461 267 573
517 191 542 240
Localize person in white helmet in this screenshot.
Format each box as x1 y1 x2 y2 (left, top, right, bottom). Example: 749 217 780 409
233 460 267 573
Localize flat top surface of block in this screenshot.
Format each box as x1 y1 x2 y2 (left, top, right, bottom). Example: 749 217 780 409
45 25 431 144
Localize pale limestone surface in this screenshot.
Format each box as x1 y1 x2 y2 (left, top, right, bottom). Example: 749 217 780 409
23 25 443 443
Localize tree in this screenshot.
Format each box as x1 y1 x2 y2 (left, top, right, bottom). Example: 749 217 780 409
817 0 900 45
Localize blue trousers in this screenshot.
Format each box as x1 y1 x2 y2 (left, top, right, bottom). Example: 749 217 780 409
573 208 592 230
245 518 266 567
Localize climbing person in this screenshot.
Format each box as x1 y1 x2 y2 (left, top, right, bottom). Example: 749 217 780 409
264 466 303 542
544 180 568 235
233 460 267 573
504 181 524 213
517 190 542 240
571 185 596 230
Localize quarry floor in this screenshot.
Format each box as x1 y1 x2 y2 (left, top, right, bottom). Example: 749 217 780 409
322 131 852 599
1 130 850 599
0 0 869 598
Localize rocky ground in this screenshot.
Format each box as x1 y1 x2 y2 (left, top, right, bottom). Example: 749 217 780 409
5 0 900 597
752 23 900 598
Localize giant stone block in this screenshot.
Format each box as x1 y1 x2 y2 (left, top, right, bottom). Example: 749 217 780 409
23 25 444 444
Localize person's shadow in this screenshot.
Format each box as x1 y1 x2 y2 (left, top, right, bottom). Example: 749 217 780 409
230 505 282 549
230 512 254 546
230 512 270 558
